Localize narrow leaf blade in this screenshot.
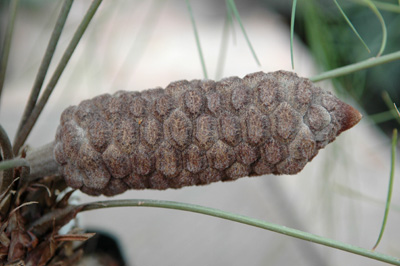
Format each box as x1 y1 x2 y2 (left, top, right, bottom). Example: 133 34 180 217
186 0 208 79
372 128 397 250
290 0 298 69
334 0 370 53
227 0 261 66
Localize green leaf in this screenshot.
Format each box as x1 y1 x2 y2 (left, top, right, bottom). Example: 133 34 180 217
185 0 208 79
0 158 29 171
0 0 20 109
364 0 387 56
15 0 74 143
13 0 103 154
372 128 397 250
368 110 399 124
290 0 298 69
226 0 261 66
80 199 400 265
225 0 237 44
0 124 14 194
334 183 400 213
334 0 370 53
350 0 400 15
215 16 230 80
310 50 400 82
381 91 400 125
395 104 400 117
114 0 166 87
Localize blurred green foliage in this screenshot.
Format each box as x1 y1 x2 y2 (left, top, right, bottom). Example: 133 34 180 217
300 0 400 135
267 0 400 136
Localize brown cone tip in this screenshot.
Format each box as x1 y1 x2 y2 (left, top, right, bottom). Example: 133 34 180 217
336 101 362 134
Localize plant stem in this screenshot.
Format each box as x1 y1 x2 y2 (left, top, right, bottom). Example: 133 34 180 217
25 141 59 179
15 0 74 142
0 0 19 109
310 50 400 82
0 124 14 194
13 0 103 154
80 199 400 265
0 158 29 171
0 125 13 163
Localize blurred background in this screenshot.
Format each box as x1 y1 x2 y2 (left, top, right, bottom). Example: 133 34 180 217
0 0 399 265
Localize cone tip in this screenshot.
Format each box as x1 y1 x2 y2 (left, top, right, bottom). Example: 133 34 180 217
338 103 362 134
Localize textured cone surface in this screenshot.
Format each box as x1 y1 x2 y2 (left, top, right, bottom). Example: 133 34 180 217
54 71 362 196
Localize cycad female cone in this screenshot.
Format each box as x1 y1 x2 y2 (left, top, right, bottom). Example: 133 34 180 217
52 70 362 196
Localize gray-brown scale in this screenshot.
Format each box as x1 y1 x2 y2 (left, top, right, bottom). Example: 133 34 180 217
27 70 362 196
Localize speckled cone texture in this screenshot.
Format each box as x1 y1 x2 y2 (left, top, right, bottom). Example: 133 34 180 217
54 70 362 196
